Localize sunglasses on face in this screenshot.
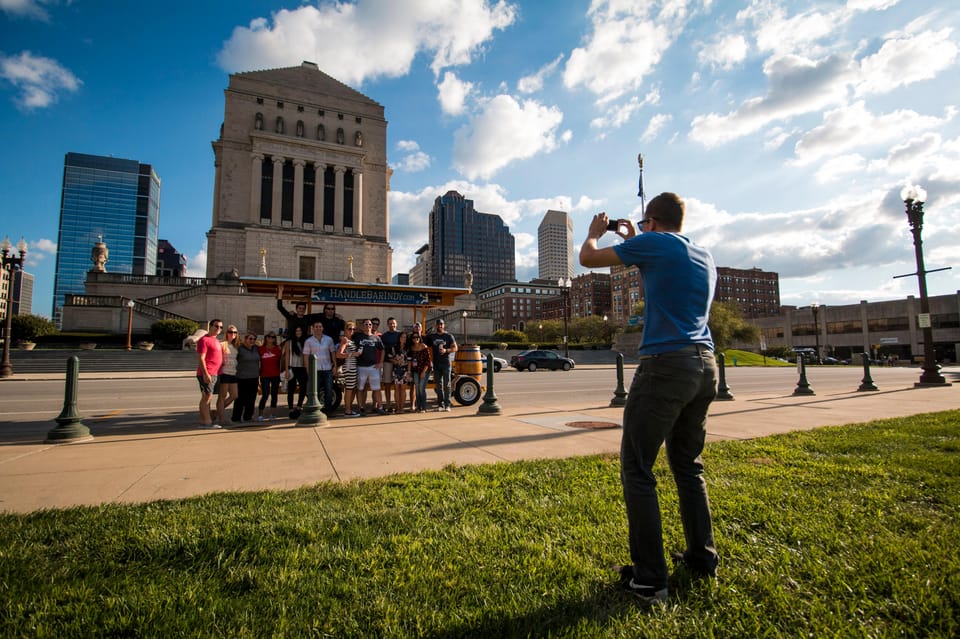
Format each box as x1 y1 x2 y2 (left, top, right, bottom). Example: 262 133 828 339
226 330 237 334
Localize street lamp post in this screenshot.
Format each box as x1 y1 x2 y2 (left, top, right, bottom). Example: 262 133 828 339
125 299 136 351
1 237 28 379
810 303 821 364
901 184 947 386
461 310 468 345
558 277 571 358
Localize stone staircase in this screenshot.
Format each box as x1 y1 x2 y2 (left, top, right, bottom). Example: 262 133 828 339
8 349 197 374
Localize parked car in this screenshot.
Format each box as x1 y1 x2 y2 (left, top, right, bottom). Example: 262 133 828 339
481 353 507 372
510 350 575 372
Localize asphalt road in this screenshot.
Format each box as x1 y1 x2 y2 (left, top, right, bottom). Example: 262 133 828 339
0 364 938 423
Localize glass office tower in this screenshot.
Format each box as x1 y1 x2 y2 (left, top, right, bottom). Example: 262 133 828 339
52 153 161 324
428 190 515 292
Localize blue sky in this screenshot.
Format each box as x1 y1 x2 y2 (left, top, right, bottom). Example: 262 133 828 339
2 0 959 319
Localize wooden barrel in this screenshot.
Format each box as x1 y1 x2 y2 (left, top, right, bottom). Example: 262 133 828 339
454 344 482 382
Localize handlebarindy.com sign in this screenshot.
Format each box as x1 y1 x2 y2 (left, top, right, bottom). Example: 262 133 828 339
311 287 439 306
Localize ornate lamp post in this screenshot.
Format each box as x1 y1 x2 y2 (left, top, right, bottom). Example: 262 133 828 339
461 310 468 345
1 237 28 379
900 184 947 386
125 299 136 351
558 277 571 358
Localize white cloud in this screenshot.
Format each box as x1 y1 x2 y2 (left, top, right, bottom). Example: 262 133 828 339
517 53 564 94
689 52 853 147
563 1 681 103
394 141 432 172
30 238 56 254
24 237 55 268
814 154 867 183
793 101 956 165
589 88 660 131
217 0 517 84
699 33 749 70
437 71 473 116
452 94 565 180
387 181 601 275
185 246 207 278
0 51 80 109
0 0 49 19
640 113 672 142
855 28 959 97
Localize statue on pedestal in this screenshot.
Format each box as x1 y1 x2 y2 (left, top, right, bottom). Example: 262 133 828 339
90 234 108 273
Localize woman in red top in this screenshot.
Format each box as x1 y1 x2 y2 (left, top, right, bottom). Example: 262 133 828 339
257 332 283 421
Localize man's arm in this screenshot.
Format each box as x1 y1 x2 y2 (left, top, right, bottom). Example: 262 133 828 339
276 299 293 320
197 340 210 380
579 212 630 268
448 335 458 354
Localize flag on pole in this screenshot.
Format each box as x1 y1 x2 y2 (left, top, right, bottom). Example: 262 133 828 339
637 153 645 199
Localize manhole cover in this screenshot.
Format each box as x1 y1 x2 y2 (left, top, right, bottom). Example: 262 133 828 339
565 421 620 430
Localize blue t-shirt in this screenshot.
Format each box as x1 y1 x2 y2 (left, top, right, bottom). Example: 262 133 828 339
613 231 716 355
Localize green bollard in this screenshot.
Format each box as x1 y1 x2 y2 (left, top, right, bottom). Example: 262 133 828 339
792 357 816 396
297 354 328 427
857 352 878 392
477 353 501 414
716 352 734 401
45 356 93 443
609 352 627 407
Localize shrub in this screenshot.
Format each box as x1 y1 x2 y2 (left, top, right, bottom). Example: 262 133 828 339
151 319 199 346
492 329 526 343
10 314 57 342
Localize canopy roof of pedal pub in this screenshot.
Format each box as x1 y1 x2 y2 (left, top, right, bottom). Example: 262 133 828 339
240 276 470 309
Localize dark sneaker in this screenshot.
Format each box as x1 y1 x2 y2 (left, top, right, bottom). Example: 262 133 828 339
613 565 667 604
374 407 387 415
670 551 717 580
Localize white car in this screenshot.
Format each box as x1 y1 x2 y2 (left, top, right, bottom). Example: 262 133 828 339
481 353 508 372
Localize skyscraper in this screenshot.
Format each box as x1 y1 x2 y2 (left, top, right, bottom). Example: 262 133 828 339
538 209 573 281
428 191 515 292
53 152 160 324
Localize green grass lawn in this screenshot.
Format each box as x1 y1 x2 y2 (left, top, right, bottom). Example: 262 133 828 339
721 349 793 366
3 411 958 638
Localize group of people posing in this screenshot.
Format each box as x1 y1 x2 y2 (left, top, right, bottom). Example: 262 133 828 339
195 301 459 429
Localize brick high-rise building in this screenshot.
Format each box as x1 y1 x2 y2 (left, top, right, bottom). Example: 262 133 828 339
715 267 780 317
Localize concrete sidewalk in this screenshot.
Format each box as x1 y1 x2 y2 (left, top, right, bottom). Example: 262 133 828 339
1 374 957 513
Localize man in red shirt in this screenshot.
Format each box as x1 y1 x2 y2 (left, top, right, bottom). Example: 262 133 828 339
196 319 224 428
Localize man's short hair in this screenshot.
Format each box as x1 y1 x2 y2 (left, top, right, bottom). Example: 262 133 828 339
435 319 445 325
295 302 307 309
646 192 685 230
209 318 222 328
387 316 396 322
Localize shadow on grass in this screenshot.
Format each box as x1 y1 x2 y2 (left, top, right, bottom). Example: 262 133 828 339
423 582 641 639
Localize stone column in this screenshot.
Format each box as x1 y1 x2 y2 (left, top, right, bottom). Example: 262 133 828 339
292 159 305 228
353 168 363 235
250 153 263 223
313 163 325 230
334 165 345 233
271 156 284 224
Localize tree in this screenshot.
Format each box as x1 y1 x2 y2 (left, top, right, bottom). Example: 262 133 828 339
10 314 57 342
708 300 760 351
569 315 612 343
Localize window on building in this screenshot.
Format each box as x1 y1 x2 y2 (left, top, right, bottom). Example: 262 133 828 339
299 256 316 280
247 316 265 336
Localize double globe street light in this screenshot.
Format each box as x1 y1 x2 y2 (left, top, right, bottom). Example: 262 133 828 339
1 237 28 379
